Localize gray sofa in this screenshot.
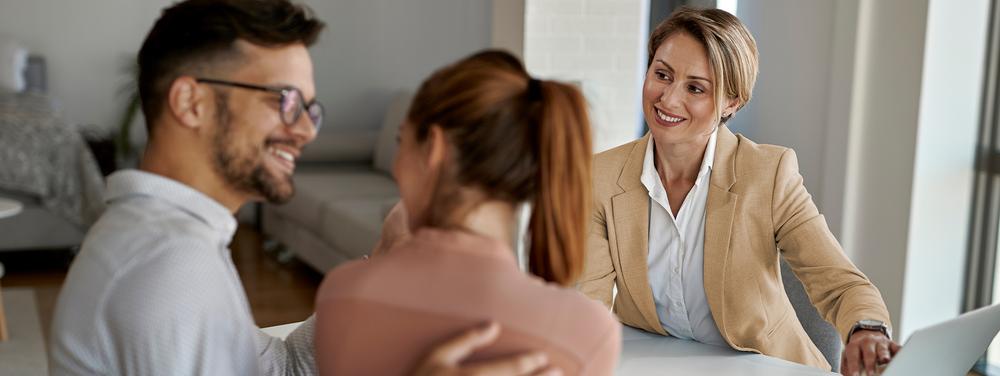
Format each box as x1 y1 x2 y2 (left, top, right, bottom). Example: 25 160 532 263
0 56 90 252
0 189 84 251
262 92 411 272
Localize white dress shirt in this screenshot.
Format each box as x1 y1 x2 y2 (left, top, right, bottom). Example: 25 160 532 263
49 170 315 375
641 129 727 346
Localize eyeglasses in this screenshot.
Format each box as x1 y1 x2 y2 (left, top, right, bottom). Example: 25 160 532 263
195 78 324 131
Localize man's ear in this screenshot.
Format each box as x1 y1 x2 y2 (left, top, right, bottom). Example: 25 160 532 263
166 76 210 129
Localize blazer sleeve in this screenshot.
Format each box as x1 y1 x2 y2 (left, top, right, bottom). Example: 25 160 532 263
577 200 616 310
771 149 892 342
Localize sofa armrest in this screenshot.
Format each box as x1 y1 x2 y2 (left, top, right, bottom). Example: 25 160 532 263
373 91 413 174
299 128 379 163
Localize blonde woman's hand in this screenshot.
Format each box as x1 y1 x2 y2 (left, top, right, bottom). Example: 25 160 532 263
840 330 901 376
411 322 561 376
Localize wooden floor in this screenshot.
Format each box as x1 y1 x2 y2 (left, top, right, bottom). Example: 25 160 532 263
0 225 322 342
230 225 323 327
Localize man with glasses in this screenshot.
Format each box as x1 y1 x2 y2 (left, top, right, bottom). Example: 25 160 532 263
48 1 555 375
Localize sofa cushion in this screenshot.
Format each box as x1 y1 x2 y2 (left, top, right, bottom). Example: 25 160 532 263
268 167 398 229
373 91 413 174
263 212 350 272
319 198 399 260
299 128 379 163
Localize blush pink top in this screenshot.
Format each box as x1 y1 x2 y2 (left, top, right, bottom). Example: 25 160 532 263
315 229 620 375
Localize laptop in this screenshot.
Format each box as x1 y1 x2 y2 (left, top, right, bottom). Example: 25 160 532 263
882 303 1000 375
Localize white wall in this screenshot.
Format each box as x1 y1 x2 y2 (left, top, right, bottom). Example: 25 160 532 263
523 0 648 152
728 0 843 234
819 1 861 242
492 0 525 58
0 0 172 134
301 0 491 133
0 0 492 139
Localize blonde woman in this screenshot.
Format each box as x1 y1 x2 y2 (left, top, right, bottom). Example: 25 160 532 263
579 7 899 376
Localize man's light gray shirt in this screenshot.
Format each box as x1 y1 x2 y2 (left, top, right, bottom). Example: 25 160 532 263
48 170 315 375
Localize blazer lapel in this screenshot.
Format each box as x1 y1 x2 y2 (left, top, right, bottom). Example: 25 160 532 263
611 134 667 334
704 126 739 339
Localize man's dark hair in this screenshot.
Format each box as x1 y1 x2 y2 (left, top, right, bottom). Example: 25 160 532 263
138 0 324 128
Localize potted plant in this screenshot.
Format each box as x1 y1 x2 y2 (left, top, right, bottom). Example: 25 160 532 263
115 60 142 169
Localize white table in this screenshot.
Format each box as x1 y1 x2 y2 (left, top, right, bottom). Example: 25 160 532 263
618 325 835 375
0 197 22 219
260 322 300 339
263 322 836 375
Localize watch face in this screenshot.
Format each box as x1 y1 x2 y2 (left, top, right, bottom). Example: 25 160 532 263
854 320 892 340
859 319 884 327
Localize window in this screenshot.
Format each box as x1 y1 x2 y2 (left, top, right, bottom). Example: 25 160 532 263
966 2 1000 374
716 0 738 15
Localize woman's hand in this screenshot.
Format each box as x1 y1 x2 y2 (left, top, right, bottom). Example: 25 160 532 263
371 201 411 257
840 330 901 376
411 322 561 376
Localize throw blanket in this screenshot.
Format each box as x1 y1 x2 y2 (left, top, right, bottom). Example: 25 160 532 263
0 92 104 228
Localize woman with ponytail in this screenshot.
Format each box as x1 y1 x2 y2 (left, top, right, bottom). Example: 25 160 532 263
314 50 620 375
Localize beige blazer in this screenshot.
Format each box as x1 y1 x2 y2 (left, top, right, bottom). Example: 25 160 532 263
579 126 891 370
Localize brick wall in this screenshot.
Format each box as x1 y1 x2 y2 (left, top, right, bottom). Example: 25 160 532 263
523 0 648 151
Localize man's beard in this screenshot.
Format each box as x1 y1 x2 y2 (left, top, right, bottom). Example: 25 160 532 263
211 94 295 204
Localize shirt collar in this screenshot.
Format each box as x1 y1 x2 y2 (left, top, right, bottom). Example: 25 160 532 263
104 169 238 241
641 127 719 193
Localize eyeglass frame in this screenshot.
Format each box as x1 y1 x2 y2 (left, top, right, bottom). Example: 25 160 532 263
195 77 324 132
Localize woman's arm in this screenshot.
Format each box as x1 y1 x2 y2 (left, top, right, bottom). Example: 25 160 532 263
771 149 891 338
770 149 899 375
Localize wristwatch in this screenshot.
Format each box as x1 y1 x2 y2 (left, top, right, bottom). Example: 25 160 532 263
848 319 892 342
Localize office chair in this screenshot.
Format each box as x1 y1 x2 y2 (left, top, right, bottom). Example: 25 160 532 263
780 258 843 372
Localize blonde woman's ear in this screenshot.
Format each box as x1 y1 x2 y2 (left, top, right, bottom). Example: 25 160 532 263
723 97 741 117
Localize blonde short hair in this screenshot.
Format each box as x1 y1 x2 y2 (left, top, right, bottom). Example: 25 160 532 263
648 7 758 123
